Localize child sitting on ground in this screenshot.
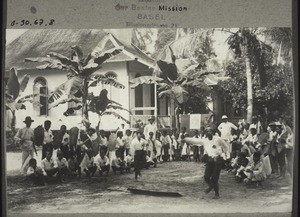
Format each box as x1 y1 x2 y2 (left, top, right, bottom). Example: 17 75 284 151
27 158 47 186
41 151 59 181
124 153 134 172
95 150 110 176
235 151 250 182
111 152 125 174
56 149 69 181
68 154 79 178
239 151 266 184
79 149 97 178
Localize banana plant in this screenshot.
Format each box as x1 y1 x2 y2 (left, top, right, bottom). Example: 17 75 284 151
25 34 130 128
6 68 43 112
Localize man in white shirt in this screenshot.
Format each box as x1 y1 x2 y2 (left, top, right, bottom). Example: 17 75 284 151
59 125 70 160
79 149 97 178
217 115 237 154
41 151 59 178
143 116 157 140
56 149 69 181
132 130 147 180
42 120 54 160
14 116 36 175
95 151 110 176
185 127 228 199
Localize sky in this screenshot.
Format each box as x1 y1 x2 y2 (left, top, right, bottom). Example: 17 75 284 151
6 29 28 45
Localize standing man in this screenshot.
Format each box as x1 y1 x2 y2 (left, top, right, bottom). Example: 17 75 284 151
42 120 54 160
185 127 229 199
144 116 157 140
217 115 237 155
131 130 147 180
14 116 36 175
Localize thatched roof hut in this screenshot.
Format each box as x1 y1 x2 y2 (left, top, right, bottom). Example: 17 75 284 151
5 29 156 70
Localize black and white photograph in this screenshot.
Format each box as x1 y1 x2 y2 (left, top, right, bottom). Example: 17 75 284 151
4 27 295 214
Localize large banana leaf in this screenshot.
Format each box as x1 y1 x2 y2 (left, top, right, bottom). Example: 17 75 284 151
48 52 78 68
19 74 30 94
106 104 132 114
7 68 20 100
159 85 188 104
81 62 101 77
25 57 62 65
48 97 82 109
90 34 110 58
98 77 125 89
48 76 83 103
71 46 84 62
93 47 123 65
156 60 178 81
101 111 130 124
130 76 164 88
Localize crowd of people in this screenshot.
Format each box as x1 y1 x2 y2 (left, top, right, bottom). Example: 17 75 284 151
14 114 294 199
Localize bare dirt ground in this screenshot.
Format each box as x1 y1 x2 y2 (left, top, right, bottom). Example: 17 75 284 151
5 149 293 214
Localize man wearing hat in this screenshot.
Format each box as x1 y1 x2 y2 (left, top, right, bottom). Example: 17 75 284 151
144 115 157 140
217 115 237 155
14 116 36 175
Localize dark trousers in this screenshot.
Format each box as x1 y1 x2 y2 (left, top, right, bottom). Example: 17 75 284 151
45 168 58 177
99 165 110 175
42 143 53 159
193 146 200 162
84 165 97 177
269 153 278 174
134 150 146 179
286 149 293 176
28 172 46 186
57 167 68 180
112 165 124 174
277 149 286 177
204 157 223 196
60 145 69 160
116 147 125 160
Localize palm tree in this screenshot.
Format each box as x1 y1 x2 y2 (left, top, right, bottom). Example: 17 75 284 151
25 34 130 128
225 28 272 123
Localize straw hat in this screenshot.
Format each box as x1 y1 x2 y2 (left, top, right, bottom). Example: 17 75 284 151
23 116 34 123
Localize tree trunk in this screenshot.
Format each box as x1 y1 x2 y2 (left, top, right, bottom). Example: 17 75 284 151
82 78 89 129
243 48 253 123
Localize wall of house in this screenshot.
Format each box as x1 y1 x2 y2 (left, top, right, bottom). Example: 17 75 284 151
128 61 153 116
14 61 130 131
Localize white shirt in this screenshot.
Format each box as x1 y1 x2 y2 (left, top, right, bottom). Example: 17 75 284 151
124 155 133 165
27 166 46 176
41 158 57 170
43 129 54 144
185 136 228 159
14 127 34 151
242 134 258 145
144 123 157 140
79 153 95 170
56 157 69 168
250 122 262 134
131 137 147 151
61 133 70 146
218 122 237 140
116 137 124 148
95 155 109 169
